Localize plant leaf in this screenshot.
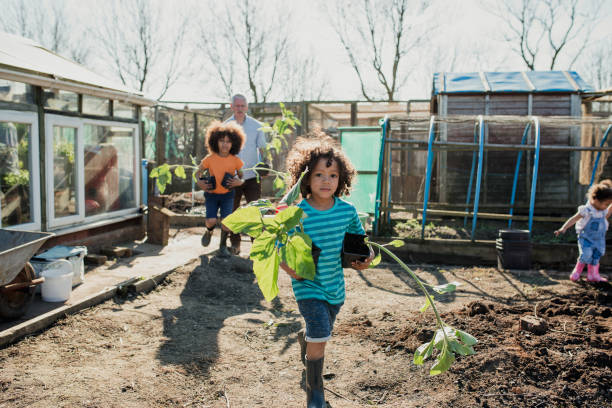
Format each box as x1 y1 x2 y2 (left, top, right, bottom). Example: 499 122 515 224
249 231 277 261
448 339 475 356
274 206 304 233
174 166 186 179
433 327 456 349
279 168 308 205
414 339 434 365
252 249 280 302
429 347 455 376
456 329 478 346
273 175 285 191
369 252 381 268
222 206 264 238
388 239 404 247
419 297 432 313
432 282 460 294
283 232 316 281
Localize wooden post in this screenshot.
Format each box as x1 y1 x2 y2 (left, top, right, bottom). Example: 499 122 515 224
147 205 174 246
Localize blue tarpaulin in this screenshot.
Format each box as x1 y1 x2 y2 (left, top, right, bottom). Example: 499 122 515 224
432 71 593 95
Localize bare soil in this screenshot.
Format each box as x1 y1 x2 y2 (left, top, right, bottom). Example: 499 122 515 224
0 230 611 407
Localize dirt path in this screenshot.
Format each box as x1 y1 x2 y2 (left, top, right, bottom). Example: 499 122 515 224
0 242 609 407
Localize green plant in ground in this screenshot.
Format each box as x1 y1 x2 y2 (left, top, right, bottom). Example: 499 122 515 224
367 239 477 375
148 159 191 194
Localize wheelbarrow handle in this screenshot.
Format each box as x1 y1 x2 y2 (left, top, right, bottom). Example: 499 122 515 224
0 277 45 293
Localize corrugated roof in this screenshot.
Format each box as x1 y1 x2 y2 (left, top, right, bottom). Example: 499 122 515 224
432 71 593 95
0 32 155 105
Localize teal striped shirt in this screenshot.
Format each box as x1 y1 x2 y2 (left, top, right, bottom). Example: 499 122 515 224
291 197 365 304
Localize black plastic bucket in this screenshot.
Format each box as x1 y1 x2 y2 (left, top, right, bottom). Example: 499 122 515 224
496 229 531 270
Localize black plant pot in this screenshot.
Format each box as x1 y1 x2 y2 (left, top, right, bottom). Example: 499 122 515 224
311 242 321 267
200 175 216 190
221 172 234 189
341 232 369 268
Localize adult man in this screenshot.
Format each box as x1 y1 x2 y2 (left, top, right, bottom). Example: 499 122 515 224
224 94 267 255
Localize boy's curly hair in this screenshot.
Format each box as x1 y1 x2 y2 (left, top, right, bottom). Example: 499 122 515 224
285 133 356 197
588 179 612 202
205 120 245 155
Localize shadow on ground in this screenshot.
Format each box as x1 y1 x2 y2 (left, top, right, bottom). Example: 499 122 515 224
156 252 266 375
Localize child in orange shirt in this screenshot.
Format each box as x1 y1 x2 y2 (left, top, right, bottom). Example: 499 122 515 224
195 121 245 257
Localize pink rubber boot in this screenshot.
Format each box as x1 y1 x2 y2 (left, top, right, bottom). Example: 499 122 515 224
569 262 585 281
587 264 608 282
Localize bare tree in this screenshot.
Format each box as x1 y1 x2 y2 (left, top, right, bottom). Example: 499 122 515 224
280 51 329 102
93 0 189 99
579 39 612 90
198 0 290 103
327 0 434 101
488 0 602 70
0 0 90 64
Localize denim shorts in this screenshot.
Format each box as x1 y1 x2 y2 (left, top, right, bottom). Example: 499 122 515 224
297 298 343 342
204 190 235 219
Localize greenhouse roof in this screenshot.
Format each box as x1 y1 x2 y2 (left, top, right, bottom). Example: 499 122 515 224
432 71 593 95
0 32 155 105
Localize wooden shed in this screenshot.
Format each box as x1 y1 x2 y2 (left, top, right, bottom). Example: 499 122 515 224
429 71 592 210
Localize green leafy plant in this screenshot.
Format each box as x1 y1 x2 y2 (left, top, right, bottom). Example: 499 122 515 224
259 102 301 163
366 239 477 375
3 169 29 187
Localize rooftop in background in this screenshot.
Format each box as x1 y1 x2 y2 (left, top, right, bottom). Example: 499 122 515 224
432 71 593 95
0 31 154 105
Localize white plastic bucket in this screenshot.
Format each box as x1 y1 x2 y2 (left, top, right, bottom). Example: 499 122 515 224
40 260 73 302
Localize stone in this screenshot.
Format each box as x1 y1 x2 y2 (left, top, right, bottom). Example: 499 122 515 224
519 315 548 335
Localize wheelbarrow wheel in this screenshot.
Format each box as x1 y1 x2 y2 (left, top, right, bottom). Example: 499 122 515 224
0 262 36 320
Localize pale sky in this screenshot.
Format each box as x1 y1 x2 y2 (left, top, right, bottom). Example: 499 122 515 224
162 0 612 103
2 0 610 103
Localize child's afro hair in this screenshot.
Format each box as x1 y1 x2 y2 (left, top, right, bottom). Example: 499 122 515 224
285 132 356 198
205 120 246 155
588 179 612 202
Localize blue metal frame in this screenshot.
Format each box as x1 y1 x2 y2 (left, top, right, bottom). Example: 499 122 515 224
373 117 389 235
589 124 612 188
464 122 479 227
470 116 485 240
421 116 437 239
508 123 531 228
528 117 542 233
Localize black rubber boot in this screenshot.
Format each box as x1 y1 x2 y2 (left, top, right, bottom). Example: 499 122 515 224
306 357 325 408
218 230 230 258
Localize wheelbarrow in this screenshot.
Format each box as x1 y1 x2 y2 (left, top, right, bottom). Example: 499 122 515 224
0 229 54 320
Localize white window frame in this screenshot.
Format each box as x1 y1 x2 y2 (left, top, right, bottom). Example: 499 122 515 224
81 118 140 224
44 114 140 229
45 115 84 228
0 110 41 231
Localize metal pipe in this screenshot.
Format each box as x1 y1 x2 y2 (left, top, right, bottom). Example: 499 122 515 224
387 139 612 152
373 116 389 235
464 122 478 227
508 123 531 228
589 124 612 188
421 116 437 239
528 117 542 233
471 116 485 240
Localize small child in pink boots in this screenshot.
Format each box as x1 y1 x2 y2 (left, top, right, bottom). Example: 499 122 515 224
555 180 612 282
